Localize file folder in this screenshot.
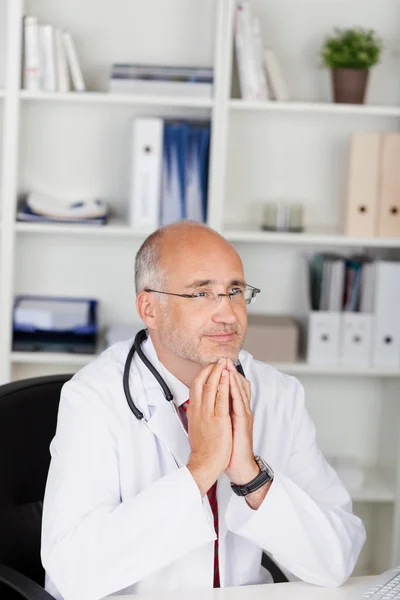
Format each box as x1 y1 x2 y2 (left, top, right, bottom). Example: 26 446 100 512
377 134 400 238
160 123 186 225
340 313 372 367
371 261 400 367
307 311 341 365
343 133 381 237
129 118 163 233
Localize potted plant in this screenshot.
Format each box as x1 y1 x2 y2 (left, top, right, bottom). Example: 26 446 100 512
321 27 382 104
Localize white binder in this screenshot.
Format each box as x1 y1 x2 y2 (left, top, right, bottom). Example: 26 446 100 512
340 313 372 367
129 118 163 233
307 311 341 365
372 261 400 367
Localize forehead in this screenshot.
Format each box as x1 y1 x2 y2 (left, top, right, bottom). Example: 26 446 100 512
161 233 245 285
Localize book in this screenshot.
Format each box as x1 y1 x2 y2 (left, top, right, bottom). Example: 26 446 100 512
109 64 214 97
39 24 57 92
234 3 268 100
264 49 289 101
109 78 212 97
62 30 85 92
110 64 213 82
23 16 40 90
55 29 70 92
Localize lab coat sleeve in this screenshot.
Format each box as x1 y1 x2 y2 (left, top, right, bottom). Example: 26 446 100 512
225 378 366 588
41 382 216 600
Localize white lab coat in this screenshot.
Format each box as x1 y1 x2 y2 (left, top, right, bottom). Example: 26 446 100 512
41 336 366 600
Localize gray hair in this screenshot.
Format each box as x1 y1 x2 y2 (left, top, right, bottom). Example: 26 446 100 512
134 221 216 295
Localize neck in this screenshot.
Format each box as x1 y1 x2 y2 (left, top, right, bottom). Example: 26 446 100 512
149 331 203 388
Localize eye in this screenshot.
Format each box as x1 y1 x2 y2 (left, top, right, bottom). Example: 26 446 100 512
192 290 211 299
229 288 243 297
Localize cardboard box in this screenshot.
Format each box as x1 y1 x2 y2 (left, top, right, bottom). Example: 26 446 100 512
243 314 299 363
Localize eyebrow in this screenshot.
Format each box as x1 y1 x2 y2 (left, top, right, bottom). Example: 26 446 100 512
185 279 247 289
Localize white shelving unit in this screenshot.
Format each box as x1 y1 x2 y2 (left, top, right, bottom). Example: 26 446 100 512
1 0 400 578
229 98 400 117
20 90 214 108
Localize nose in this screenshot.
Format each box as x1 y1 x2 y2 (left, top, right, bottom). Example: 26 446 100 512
211 295 239 325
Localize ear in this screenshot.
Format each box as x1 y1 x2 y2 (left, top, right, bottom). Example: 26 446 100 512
136 291 159 330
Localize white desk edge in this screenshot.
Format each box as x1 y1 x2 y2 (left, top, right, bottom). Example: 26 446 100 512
107 576 376 600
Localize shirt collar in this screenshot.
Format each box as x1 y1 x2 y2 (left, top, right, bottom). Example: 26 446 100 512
141 335 189 408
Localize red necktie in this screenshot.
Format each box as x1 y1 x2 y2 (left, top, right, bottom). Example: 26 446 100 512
181 400 220 588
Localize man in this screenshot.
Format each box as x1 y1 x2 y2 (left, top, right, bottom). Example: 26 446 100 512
41 221 365 600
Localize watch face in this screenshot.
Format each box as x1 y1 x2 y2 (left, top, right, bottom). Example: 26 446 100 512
255 456 273 476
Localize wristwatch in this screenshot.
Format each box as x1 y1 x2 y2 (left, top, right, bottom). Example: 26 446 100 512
230 456 274 497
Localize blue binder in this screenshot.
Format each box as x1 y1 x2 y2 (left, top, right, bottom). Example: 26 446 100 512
160 120 211 226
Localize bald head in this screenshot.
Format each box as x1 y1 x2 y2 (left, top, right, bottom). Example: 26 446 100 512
134 221 241 295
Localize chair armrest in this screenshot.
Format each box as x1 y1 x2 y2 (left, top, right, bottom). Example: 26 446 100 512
261 552 289 583
0 564 54 600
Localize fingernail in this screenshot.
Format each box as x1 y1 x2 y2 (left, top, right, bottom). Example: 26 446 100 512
222 369 228 377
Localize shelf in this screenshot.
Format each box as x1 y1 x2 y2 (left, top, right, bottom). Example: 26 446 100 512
349 468 395 504
16 222 400 248
15 220 145 238
11 350 400 379
11 351 96 366
271 362 400 378
224 228 400 248
229 99 400 118
20 90 213 109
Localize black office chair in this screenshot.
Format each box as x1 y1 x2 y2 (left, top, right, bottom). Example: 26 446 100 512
0 374 73 600
0 373 286 600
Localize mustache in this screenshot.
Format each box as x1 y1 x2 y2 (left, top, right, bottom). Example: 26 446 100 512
202 326 241 336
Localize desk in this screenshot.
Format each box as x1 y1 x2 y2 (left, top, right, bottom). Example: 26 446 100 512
109 576 375 600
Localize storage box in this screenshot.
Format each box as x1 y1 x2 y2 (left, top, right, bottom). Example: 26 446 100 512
12 295 98 354
243 314 299 363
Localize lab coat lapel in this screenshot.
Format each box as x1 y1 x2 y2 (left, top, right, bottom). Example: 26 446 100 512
133 337 192 469
146 391 191 468
217 472 233 543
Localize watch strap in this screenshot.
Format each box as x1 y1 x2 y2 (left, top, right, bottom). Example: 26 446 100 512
230 457 274 497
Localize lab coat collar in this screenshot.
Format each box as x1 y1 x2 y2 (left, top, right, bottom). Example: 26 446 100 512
132 334 191 469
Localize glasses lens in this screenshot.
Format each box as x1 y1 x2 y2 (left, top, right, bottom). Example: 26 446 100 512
243 288 254 305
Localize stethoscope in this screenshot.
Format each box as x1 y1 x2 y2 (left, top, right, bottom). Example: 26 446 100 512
123 329 245 467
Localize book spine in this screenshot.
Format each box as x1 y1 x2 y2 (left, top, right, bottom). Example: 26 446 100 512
234 4 251 99
55 29 70 92
62 30 85 92
241 1 260 100
23 16 40 90
252 17 269 100
40 25 57 92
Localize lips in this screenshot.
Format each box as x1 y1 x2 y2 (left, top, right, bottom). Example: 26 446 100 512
207 333 235 342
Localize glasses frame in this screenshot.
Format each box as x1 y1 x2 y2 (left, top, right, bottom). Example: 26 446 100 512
144 284 261 306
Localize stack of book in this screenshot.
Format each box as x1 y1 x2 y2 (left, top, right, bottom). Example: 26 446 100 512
129 118 211 233
17 192 108 226
234 1 289 101
22 16 85 93
109 64 213 98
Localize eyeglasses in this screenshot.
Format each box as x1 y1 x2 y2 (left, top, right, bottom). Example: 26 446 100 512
144 284 261 307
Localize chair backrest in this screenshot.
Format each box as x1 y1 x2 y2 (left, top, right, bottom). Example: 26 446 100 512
0 374 72 587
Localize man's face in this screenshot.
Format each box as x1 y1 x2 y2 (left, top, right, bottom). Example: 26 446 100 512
155 233 248 366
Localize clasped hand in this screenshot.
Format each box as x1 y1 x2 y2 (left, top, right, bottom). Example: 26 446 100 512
187 358 260 496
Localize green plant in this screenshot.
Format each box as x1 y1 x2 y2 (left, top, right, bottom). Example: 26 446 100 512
321 27 382 69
